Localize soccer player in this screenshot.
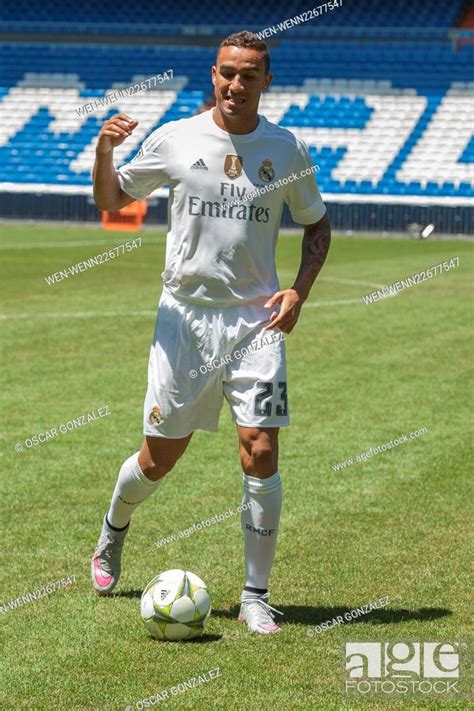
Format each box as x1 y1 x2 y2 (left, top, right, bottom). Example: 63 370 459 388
91 31 331 634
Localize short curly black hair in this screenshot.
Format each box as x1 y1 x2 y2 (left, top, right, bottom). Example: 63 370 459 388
217 31 270 73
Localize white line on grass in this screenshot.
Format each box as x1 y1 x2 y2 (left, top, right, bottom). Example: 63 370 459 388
319 276 393 290
304 298 362 307
300 276 398 306
0 310 157 320
0 238 158 250
0 297 388 320
0 273 398 320
277 273 394 291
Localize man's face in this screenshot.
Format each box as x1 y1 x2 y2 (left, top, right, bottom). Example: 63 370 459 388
212 45 272 120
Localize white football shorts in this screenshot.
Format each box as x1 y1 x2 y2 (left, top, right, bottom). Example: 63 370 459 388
143 288 289 438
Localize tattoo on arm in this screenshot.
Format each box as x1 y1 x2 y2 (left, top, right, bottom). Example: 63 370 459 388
292 213 331 300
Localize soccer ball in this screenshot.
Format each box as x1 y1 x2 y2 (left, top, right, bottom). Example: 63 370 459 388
140 569 211 641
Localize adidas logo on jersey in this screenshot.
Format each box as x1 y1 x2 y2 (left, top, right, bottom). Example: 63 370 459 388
190 158 208 170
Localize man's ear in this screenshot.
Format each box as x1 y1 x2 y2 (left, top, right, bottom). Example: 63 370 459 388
262 73 273 92
211 65 217 86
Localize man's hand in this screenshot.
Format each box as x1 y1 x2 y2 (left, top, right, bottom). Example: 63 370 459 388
264 214 331 335
264 288 304 334
93 113 139 211
96 113 139 154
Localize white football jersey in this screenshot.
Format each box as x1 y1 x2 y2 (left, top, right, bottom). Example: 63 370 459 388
117 109 326 306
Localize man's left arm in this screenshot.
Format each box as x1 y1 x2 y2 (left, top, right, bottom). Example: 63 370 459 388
264 212 331 333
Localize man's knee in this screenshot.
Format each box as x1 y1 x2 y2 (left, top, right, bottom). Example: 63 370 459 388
139 434 192 481
139 453 176 480
247 440 274 468
239 428 279 475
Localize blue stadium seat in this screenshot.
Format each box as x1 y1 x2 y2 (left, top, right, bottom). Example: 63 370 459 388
0 1 472 200
1 0 466 29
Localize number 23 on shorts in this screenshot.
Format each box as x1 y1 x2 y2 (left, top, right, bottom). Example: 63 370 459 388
254 381 288 417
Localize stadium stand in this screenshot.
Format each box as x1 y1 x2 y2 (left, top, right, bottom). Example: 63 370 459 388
0 0 468 29
0 0 472 232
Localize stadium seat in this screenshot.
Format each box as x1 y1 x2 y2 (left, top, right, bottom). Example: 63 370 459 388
0 0 472 199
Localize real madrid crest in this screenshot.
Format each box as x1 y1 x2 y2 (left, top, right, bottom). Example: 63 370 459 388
258 159 275 182
224 154 243 180
148 405 164 426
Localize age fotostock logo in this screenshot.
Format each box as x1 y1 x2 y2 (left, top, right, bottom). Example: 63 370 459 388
344 642 464 698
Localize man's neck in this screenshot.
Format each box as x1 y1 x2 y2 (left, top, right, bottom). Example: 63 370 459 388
212 108 259 135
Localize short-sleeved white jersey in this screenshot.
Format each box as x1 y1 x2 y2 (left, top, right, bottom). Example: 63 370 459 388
118 109 326 306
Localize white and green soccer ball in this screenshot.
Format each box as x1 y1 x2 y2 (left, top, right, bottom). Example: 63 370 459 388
141 569 211 641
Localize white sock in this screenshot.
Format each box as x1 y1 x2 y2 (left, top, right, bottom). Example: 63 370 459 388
107 452 160 529
240 471 282 593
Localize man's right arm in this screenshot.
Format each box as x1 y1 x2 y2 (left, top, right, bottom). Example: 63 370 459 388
93 113 138 211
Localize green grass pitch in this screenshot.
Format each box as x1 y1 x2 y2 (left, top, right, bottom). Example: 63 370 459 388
1 223 472 709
